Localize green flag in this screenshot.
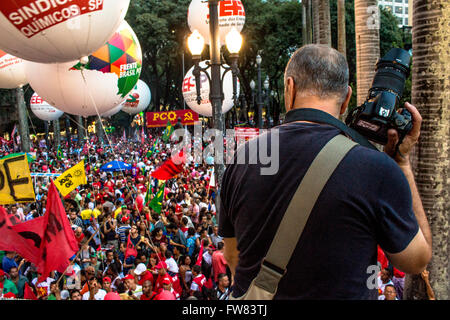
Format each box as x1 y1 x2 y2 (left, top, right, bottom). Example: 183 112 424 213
57 146 63 160
149 181 165 214
162 120 174 143
146 139 159 159
144 183 151 205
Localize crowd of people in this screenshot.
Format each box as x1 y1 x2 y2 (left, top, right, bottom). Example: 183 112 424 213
0 126 232 300
0 122 436 301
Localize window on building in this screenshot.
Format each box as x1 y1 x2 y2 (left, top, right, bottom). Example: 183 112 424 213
397 17 403 25
395 6 403 14
404 18 409 25
405 7 409 14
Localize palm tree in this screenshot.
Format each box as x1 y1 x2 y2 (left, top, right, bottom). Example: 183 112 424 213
403 0 450 300
318 0 332 46
302 0 312 45
354 0 380 106
337 0 347 57
313 1 320 43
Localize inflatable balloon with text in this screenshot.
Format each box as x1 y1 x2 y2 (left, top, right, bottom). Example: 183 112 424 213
25 20 142 117
0 0 130 63
0 50 28 89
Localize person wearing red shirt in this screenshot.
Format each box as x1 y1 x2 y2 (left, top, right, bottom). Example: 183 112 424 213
134 263 154 286
212 242 228 283
92 177 102 191
190 265 206 297
104 175 115 193
154 261 172 293
140 280 157 300
155 278 177 300
74 227 85 247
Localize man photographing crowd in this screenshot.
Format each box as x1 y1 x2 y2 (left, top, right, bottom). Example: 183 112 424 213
219 44 432 299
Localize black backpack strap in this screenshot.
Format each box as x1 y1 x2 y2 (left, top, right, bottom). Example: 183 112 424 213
284 108 378 151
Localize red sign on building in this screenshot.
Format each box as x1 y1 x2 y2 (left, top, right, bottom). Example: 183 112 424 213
146 110 199 128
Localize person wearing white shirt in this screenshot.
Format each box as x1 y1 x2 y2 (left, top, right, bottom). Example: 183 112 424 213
82 278 107 300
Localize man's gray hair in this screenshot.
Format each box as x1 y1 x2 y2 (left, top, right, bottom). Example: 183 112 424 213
285 44 349 103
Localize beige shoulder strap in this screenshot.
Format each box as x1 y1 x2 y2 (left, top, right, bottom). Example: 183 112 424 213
252 134 358 295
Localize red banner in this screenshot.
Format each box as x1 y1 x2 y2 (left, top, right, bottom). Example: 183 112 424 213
38 181 79 279
146 110 199 128
0 0 104 38
0 207 43 265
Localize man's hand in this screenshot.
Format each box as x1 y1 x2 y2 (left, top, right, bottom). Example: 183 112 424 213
384 102 422 167
421 270 430 281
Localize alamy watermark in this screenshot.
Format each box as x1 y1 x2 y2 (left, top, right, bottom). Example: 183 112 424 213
167 124 280 176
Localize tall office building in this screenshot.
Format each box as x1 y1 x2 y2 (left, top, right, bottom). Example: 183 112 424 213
379 0 411 27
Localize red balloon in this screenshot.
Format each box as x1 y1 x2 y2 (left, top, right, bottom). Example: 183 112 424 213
104 292 121 300
156 290 176 300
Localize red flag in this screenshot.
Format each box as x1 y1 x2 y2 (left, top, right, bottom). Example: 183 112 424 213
195 240 204 266
37 181 79 281
151 150 186 181
125 234 137 261
23 283 37 300
0 207 43 265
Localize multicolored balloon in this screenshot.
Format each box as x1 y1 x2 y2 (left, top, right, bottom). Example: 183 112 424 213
0 50 28 89
30 92 64 121
0 0 130 63
187 0 245 45
182 60 238 117
25 20 142 117
121 79 151 115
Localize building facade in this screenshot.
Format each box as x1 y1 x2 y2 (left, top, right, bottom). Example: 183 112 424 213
379 0 411 27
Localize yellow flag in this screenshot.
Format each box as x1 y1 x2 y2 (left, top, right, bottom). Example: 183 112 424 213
54 160 87 197
0 155 35 204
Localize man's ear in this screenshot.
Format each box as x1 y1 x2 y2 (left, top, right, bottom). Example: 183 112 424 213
284 77 296 112
340 86 352 115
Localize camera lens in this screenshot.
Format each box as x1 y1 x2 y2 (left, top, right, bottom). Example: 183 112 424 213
369 48 411 99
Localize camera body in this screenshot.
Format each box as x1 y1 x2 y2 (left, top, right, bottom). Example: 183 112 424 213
346 48 412 145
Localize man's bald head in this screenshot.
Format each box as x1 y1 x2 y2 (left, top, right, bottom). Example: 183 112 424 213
285 44 349 105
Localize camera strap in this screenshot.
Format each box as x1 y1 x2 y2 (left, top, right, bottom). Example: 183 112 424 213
283 108 378 151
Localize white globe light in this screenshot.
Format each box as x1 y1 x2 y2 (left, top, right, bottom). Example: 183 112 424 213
225 27 243 54
25 21 142 117
188 0 245 46
182 60 239 117
0 0 130 63
0 50 28 89
188 30 205 56
30 92 64 121
121 79 151 115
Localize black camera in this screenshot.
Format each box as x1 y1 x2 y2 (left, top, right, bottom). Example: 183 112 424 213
346 48 412 145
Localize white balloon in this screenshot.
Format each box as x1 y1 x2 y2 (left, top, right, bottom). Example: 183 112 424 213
101 103 123 118
182 60 239 117
187 0 245 45
30 92 64 121
0 50 28 89
25 21 142 117
0 0 130 63
121 79 151 115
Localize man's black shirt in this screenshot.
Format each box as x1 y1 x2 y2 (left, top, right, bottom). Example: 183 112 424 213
219 122 419 299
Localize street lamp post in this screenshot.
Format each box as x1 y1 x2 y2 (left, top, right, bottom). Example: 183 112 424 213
187 0 243 201
250 80 256 125
263 76 270 127
256 54 263 129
